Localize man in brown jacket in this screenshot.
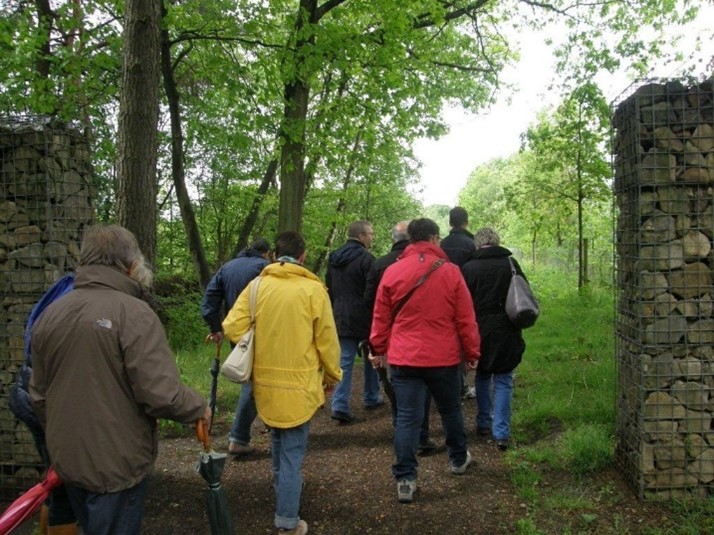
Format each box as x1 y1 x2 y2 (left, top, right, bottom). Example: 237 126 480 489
30 225 209 535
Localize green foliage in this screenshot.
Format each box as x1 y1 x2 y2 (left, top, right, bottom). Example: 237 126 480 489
154 275 206 350
459 101 615 284
161 292 206 351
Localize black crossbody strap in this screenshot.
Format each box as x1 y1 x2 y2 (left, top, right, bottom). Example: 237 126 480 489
390 258 446 324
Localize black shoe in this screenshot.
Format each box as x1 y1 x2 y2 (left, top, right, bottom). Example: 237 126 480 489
364 400 385 411
330 411 357 424
496 440 509 451
476 427 491 436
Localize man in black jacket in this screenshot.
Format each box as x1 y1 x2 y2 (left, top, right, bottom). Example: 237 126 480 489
439 207 477 398
327 220 380 423
440 207 476 268
364 221 409 309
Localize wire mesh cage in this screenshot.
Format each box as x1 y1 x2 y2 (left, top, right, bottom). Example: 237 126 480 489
0 115 94 499
613 77 714 500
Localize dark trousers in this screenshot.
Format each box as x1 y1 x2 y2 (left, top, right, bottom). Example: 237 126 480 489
65 478 149 535
390 364 468 481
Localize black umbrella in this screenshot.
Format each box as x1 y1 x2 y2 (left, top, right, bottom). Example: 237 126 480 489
205 337 221 433
358 340 396 418
196 420 234 535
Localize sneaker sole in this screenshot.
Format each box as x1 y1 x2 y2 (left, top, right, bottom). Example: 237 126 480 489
451 452 473 475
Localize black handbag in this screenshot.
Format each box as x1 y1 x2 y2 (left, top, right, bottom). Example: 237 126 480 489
505 257 539 329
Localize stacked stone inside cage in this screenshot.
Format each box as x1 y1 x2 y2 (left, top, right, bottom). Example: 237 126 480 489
0 117 93 499
614 78 714 500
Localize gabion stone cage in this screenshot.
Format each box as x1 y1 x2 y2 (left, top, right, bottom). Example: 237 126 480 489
0 116 93 499
613 78 714 500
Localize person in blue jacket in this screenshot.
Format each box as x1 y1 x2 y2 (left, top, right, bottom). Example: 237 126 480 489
201 238 271 455
10 273 77 534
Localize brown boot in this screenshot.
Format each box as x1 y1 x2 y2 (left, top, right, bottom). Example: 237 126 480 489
47 523 78 535
39 504 49 535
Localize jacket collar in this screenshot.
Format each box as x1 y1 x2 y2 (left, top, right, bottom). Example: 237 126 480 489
74 265 143 298
472 245 512 259
448 227 474 239
263 261 324 285
399 241 448 261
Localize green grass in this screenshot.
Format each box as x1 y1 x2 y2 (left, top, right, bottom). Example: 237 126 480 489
504 266 713 533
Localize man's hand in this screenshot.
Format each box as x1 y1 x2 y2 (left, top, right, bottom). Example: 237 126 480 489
466 359 478 371
205 332 224 345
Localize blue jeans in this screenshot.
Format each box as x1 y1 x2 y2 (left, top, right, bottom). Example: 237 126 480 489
271 422 310 530
390 389 431 444
331 337 381 414
476 370 514 441
391 365 468 481
229 380 257 445
65 478 148 535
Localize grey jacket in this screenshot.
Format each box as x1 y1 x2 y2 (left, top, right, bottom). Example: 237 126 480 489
30 265 206 493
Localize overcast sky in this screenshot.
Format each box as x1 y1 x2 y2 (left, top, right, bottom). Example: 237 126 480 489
413 6 714 207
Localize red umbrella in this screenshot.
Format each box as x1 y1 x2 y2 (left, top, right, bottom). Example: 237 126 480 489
0 466 61 535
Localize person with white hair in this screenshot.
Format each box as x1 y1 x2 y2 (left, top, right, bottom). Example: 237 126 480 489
30 224 209 535
462 227 528 451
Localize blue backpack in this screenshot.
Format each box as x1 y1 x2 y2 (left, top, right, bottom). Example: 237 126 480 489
9 274 75 432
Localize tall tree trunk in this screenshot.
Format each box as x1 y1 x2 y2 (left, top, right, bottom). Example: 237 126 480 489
233 158 278 258
160 10 211 288
277 0 318 233
34 0 52 79
116 0 162 267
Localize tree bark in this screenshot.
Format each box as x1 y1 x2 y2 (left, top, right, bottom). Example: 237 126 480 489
34 0 53 79
160 9 212 288
116 0 162 267
277 0 318 233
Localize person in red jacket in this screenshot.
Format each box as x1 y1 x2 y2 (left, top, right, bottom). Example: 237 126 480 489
370 218 481 504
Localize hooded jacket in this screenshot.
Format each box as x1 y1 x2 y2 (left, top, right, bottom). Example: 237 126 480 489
461 245 527 373
201 248 269 333
364 239 409 310
30 265 206 493
370 241 481 367
223 261 342 428
325 239 375 339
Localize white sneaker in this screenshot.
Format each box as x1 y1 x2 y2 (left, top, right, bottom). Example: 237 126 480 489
397 479 417 503
278 519 308 534
450 450 472 475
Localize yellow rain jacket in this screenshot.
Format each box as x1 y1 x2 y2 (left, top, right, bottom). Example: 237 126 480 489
223 261 342 428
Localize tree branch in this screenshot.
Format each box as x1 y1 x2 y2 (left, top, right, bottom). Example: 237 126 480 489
170 31 286 50
316 0 350 20
414 0 490 30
